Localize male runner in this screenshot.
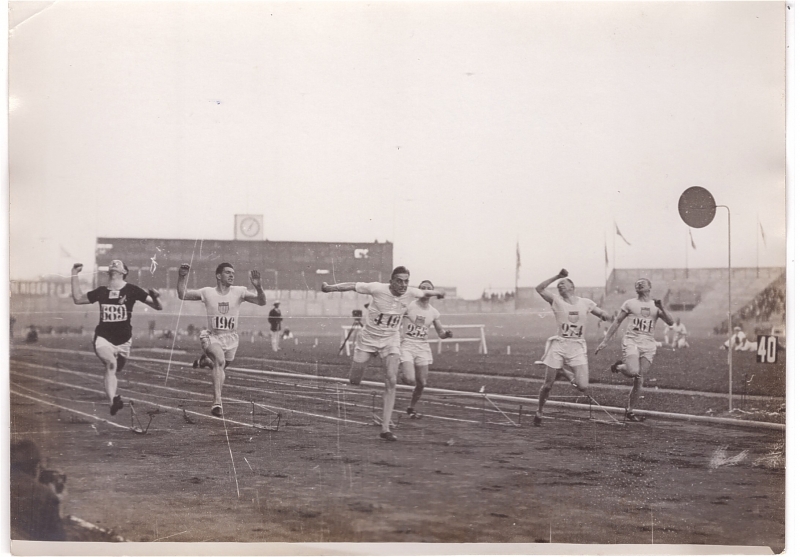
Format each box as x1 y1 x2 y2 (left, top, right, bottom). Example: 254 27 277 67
533 269 611 426
177 263 266 416
595 278 674 422
398 280 453 419
71 260 163 415
321 267 445 441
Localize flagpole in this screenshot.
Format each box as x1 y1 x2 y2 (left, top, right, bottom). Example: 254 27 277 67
514 239 520 311
604 237 608 296
685 229 689 279
756 217 760 278
612 224 616 280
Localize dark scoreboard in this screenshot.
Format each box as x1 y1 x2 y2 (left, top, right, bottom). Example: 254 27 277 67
95 238 393 291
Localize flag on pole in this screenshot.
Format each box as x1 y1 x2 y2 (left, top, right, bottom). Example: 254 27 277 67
689 229 697 250
614 221 631 246
515 241 521 282
759 221 767 246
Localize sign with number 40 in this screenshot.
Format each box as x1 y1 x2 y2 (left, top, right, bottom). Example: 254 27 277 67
756 335 779 364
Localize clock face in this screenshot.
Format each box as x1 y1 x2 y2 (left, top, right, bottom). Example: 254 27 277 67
239 217 261 238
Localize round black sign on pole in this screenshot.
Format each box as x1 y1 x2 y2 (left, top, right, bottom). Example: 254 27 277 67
678 187 717 228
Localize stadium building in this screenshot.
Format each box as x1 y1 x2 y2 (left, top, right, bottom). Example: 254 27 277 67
94 237 393 291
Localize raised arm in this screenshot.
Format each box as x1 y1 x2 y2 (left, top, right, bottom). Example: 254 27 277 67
244 270 267 305
595 309 629 354
321 282 357 293
414 288 446 300
535 269 569 305
142 289 163 311
654 299 674 327
70 264 91 305
432 318 453 339
176 264 202 301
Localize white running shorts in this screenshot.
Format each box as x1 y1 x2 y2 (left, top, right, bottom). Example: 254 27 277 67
200 330 240 362
541 336 588 369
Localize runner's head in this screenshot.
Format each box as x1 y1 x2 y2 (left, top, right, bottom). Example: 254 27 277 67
419 280 434 290
108 260 128 279
216 263 235 285
635 278 652 295
390 266 410 296
557 278 575 296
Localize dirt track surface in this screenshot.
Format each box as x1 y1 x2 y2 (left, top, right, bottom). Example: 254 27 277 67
9 344 784 549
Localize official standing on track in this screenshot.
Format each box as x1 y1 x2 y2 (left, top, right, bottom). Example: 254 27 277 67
533 269 611 427
268 302 283 352
178 262 267 417
321 266 445 441
71 260 163 416
595 278 674 422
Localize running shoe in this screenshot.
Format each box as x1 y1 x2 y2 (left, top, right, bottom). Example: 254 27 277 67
379 431 398 442
192 354 209 369
110 395 124 416
624 410 646 422
610 360 624 374
211 404 223 417
533 414 542 427
406 407 422 419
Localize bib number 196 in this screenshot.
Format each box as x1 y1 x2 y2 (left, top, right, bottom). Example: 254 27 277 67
756 335 778 364
213 316 236 330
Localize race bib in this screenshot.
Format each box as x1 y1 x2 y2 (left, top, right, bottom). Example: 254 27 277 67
212 316 236 330
101 304 127 322
374 313 403 329
560 323 584 338
405 323 429 339
631 317 654 334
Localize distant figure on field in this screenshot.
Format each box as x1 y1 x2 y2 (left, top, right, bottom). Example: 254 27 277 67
596 278 674 422
671 318 689 349
71 260 163 416
281 329 294 340
721 326 747 351
534 269 611 427
721 326 757 351
10 440 66 541
268 302 283 352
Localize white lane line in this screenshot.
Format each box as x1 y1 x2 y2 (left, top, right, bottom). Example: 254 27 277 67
12 351 786 431
14 344 786 402
11 361 369 427
10 389 129 430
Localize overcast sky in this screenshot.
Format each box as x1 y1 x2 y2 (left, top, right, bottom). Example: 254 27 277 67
8 1 786 298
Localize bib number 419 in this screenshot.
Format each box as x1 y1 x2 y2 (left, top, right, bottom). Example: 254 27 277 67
756 335 778 364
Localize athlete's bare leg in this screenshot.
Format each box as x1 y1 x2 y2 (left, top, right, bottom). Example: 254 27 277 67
615 351 643 379
348 357 369 386
204 344 227 410
409 364 429 411
94 344 119 404
627 357 651 412
536 366 561 419
381 354 401 434
399 360 416 386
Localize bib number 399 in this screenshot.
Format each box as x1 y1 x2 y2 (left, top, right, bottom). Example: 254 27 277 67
756 335 778 364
